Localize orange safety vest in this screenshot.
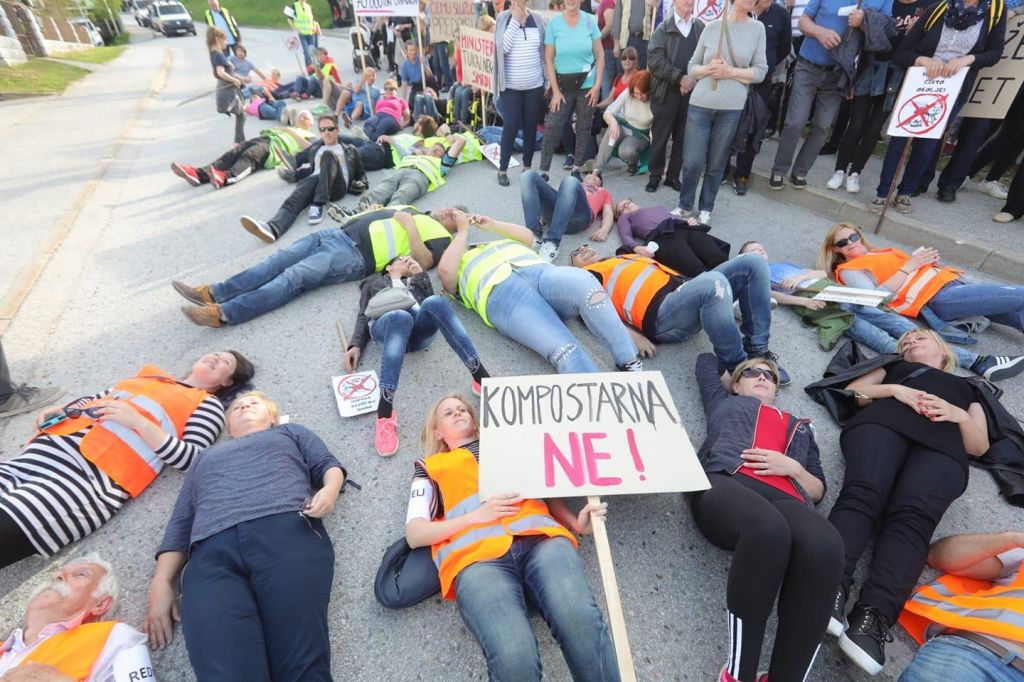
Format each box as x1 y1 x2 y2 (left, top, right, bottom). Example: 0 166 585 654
584 254 680 329
899 568 1024 645
422 448 578 600
40 365 210 497
835 248 961 318
0 621 116 681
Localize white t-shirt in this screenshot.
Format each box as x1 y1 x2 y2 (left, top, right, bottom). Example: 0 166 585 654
313 143 348 178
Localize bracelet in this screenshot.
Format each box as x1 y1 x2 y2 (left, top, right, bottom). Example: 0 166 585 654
853 391 872 402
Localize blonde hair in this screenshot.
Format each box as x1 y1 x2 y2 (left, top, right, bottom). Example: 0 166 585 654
206 26 226 50
229 391 280 425
731 357 780 393
478 15 496 31
383 78 398 91
420 393 478 455
817 223 876 275
897 329 958 372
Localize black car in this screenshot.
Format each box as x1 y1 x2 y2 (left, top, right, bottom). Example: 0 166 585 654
151 1 196 36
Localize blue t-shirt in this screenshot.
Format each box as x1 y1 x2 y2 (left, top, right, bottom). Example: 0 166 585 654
400 57 424 86
209 10 235 45
799 0 893 65
769 261 813 292
229 55 255 77
544 12 602 89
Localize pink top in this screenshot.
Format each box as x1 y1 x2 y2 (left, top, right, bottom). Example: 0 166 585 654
585 185 612 220
375 96 409 121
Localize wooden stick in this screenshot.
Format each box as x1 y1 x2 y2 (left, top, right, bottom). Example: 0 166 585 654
711 0 729 91
415 14 428 93
336 320 350 355
481 89 487 128
355 22 375 115
587 495 637 682
873 138 912 233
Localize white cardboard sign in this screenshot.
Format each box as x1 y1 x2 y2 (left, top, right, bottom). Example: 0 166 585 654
482 142 520 168
885 67 968 140
353 0 419 17
478 372 709 499
812 286 890 307
961 16 1024 119
332 371 381 417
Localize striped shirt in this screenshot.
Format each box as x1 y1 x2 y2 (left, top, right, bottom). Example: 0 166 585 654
407 440 480 522
502 16 545 91
0 391 225 557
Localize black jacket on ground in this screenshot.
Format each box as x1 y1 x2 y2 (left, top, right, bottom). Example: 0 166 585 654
349 271 434 351
294 140 368 195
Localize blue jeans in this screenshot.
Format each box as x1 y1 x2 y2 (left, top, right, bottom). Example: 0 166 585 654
652 254 772 368
928 281 1024 332
601 46 621 100
842 304 978 368
486 265 638 372
899 636 1024 682
258 99 288 121
369 296 482 401
678 105 742 214
452 84 473 123
294 75 322 98
413 93 439 120
454 536 620 682
363 112 400 141
212 230 370 324
298 33 318 69
520 171 592 246
498 87 545 170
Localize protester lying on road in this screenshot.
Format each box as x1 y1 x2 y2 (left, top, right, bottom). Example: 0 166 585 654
174 207 455 327
0 351 254 568
352 136 465 211
0 553 153 680
239 114 368 243
406 394 620 681
342 256 490 457
692 352 840 682
614 200 729 276
521 169 614 262
145 392 346 681
438 210 644 373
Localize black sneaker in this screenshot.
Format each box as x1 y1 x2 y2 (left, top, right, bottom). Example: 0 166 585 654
645 177 660 192
971 355 1024 382
748 349 790 386
937 187 957 203
790 175 808 189
562 154 575 170
617 357 644 372
827 588 847 637
839 604 892 675
769 174 784 190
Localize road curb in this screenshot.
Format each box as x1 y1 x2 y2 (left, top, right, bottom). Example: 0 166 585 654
747 168 1024 284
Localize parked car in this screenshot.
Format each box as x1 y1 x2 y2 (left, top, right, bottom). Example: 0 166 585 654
70 16 105 46
151 1 196 36
131 0 155 26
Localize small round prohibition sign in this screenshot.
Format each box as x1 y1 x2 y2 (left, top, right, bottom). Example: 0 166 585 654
337 373 377 400
895 93 948 136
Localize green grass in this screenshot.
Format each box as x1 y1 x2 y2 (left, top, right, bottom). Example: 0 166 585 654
178 0 335 31
0 58 89 94
51 45 128 64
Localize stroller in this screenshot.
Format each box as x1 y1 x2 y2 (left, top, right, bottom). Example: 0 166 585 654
350 19 377 73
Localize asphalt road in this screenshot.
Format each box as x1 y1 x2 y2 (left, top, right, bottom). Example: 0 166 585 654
1 21 1022 682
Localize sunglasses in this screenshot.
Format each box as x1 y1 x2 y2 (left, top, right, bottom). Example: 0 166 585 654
833 232 862 249
569 243 590 261
621 56 636 61
319 126 337 132
740 367 779 384
65 405 103 419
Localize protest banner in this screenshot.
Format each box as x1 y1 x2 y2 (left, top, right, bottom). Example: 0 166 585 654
430 0 475 42
458 26 495 93
695 0 726 23
961 15 1024 119
812 286 890 307
332 371 381 417
352 0 419 16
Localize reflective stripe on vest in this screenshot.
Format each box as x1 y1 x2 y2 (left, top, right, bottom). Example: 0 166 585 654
457 240 546 327
293 1 314 34
388 133 423 164
900 569 1024 645
835 249 961 318
397 155 445 192
585 254 677 328
367 214 452 272
0 621 116 680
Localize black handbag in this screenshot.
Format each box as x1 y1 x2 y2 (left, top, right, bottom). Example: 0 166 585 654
374 536 441 608
555 71 589 94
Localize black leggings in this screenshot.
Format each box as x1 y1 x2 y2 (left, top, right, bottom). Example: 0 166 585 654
834 94 888 175
653 229 728 278
828 424 968 625
691 473 844 682
0 509 37 569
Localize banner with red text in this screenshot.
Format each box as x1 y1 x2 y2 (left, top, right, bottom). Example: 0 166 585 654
458 26 494 93
478 372 708 499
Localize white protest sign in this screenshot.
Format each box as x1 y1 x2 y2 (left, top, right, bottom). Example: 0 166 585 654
695 0 726 22
331 371 381 417
961 15 1024 119
458 26 495 93
353 0 419 17
431 0 476 42
482 142 520 168
113 645 156 682
478 372 709 499
812 286 890 307
885 67 968 139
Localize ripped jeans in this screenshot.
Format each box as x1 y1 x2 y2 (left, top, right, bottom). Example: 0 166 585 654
485 265 638 373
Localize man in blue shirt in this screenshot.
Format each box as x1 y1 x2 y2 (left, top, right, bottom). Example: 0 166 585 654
204 0 240 55
769 0 892 189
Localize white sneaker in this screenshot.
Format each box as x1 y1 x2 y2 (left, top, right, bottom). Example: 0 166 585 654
669 207 687 218
826 170 846 190
845 172 861 193
978 179 1009 200
532 237 542 251
538 241 559 263
698 210 712 225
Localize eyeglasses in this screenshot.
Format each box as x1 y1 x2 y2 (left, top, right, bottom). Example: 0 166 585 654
319 126 337 132
64 405 103 419
569 243 590 261
833 232 862 249
740 367 779 384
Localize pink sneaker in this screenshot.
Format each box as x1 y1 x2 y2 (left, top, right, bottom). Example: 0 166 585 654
471 380 482 397
374 414 399 457
719 666 738 682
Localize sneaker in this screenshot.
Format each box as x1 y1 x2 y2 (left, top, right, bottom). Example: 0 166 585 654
669 207 688 218
341 111 353 128
0 385 67 420
769 174 784 190
562 154 574 170
327 203 360 222
471 380 482 397
497 171 510 187
617 357 644 372
240 216 278 243
171 162 201 186
869 197 886 213
845 172 861 193
205 165 228 189
978 179 1009 200
665 177 682 192
825 170 846 190
993 212 1016 223
532 236 542 251
645 176 660 193
839 604 892 675
790 175 808 189
749 349 790 386
894 195 912 214
698 210 712 225
733 176 748 196
171 280 215 306
937 187 957 203
971 355 1024 382
278 165 297 183
538 241 559 263
538 171 550 182
181 303 223 328
308 204 325 225
374 414 399 457
827 588 847 637
718 665 738 682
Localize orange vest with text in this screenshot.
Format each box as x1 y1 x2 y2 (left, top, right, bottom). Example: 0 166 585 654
836 248 961 318
899 566 1024 645
584 255 679 329
423 448 577 600
39 365 210 497
0 621 116 681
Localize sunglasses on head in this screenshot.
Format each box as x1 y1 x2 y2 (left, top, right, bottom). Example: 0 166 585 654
320 126 337 132
833 232 862 249
740 367 778 384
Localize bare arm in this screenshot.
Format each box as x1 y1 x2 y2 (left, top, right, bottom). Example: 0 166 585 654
438 219 470 294
215 65 242 87
395 211 433 269
928 531 1024 579
474 214 535 246
594 203 614 240
406 491 524 547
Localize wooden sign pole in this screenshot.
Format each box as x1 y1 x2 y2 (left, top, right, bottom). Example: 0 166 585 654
711 0 729 91
415 14 428 93
481 89 487 128
353 19 375 115
336 320 350 358
873 140 912 233
588 495 637 682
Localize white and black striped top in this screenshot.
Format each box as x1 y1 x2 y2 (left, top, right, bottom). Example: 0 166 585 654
502 16 545 91
0 390 225 557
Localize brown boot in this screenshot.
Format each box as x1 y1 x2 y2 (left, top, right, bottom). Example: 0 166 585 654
172 280 215 305
181 304 223 328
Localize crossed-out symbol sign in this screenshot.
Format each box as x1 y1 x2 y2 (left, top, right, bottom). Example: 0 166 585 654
895 93 948 136
337 373 377 401
697 0 723 21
